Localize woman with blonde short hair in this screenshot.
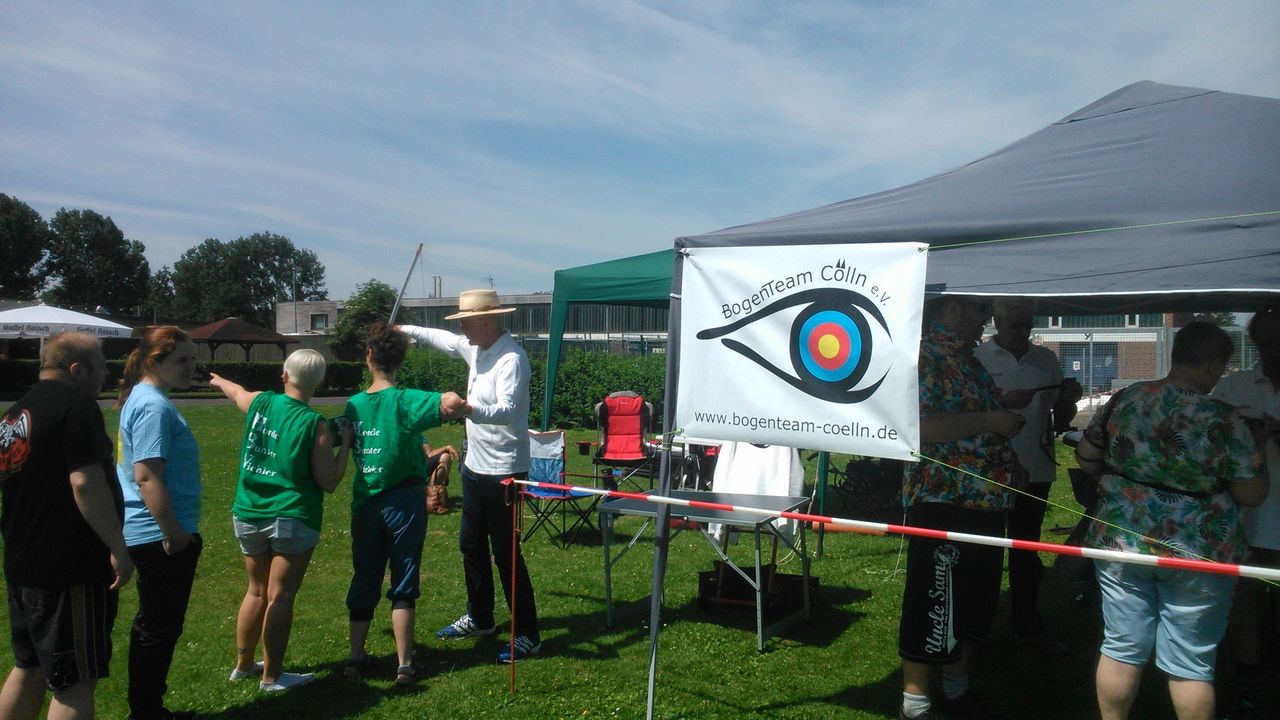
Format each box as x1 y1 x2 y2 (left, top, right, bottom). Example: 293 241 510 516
210 349 353 692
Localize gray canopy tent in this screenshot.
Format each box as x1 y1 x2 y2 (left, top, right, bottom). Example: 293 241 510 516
638 81 1280 717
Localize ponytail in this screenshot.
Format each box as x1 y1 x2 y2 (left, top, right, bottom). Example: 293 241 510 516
116 326 190 408
116 347 146 408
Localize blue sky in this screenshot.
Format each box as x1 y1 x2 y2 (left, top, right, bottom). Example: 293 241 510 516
3 1 1278 300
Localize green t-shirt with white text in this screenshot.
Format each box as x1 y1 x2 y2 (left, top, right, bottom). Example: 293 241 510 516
344 387 443 509
232 391 326 530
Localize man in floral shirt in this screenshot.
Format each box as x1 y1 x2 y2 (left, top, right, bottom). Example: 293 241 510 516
1076 321 1265 720
898 295 1026 720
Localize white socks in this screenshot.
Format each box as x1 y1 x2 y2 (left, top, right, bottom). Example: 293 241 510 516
901 691 931 718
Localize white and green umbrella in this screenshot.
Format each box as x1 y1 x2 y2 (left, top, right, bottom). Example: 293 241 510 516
0 304 133 339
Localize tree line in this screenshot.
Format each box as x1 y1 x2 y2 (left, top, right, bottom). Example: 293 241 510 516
0 193 327 329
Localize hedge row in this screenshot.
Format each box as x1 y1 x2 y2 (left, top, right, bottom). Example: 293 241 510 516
200 361 366 394
2 350 668 429
394 348 665 429
0 359 366 395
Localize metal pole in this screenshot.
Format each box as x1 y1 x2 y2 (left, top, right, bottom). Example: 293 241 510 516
389 243 424 325
1087 332 1095 410
815 451 829 559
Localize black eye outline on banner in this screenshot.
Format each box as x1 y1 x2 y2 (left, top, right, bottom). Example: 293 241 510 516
696 288 893 404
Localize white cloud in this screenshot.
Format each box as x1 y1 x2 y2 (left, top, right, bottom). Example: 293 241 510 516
2 0 1277 299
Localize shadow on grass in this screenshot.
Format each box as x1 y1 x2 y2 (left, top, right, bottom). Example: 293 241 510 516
199 652 425 720
752 668 903 718
533 579 875 659
521 527 606 548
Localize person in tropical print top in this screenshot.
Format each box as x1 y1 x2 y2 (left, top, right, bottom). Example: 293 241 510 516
1076 320 1266 720
897 295 1027 720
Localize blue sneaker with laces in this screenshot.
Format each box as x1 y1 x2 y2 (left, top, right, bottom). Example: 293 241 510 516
435 613 496 640
496 634 541 663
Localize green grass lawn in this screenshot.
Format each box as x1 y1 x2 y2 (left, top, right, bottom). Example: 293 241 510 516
2 406 1186 719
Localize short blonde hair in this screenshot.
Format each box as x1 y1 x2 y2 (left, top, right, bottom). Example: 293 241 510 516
284 349 327 392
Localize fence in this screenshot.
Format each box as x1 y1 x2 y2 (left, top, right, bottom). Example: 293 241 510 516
1035 324 1257 418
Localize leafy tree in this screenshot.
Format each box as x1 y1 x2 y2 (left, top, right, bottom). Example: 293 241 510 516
0 194 49 299
41 208 149 312
170 232 327 326
328 279 397 360
1196 311 1236 326
1172 311 1239 328
147 265 178 322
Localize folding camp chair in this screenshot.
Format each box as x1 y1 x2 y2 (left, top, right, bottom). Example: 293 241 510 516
587 390 656 492
521 430 599 547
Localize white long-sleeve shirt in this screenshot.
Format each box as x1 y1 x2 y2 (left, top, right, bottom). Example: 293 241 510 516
973 339 1063 484
1213 365 1280 550
399 325 530 474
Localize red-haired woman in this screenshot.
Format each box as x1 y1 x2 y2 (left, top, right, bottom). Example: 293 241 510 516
115 326 203 720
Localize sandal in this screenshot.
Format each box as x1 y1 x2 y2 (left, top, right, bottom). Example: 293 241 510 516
343 655 370 680
394 663 418 687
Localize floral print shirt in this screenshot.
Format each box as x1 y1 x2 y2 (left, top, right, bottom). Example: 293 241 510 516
1084 380 1263 563
904 322 1020 511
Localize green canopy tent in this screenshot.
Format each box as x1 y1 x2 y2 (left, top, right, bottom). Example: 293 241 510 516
540 249 674 430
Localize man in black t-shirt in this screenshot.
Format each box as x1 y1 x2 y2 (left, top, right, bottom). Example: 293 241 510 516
0 332 132 719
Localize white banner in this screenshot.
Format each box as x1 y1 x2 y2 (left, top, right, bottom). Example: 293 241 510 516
676 243 926 461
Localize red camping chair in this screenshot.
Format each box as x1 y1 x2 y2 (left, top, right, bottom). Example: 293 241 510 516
590 391 656 492
520 430 599 547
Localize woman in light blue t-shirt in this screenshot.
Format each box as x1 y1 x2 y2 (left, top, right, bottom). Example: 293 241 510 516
115 326 203 720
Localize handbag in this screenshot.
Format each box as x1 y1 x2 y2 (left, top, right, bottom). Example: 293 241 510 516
422 443 457 514
426 478 450 514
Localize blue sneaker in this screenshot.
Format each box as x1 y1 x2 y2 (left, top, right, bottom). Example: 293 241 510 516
496 634 541 663
435 613 496 640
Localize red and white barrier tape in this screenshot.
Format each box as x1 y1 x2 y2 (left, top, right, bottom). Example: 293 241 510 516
513 479 1280 582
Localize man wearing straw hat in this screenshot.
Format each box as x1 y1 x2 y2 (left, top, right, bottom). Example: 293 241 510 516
398 289 541 663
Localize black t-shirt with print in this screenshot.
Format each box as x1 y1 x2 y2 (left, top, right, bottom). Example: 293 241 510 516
0 380 122 586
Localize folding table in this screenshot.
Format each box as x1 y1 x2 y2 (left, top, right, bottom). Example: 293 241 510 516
600 489 812 651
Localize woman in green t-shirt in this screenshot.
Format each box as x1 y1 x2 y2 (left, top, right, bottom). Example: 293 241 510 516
342 323 466 686
210 349 353 692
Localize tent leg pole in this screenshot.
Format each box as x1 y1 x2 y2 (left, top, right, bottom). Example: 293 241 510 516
645 503 671 720
815 452 829 559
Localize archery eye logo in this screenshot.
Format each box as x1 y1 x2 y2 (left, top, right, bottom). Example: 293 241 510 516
697 287 892 404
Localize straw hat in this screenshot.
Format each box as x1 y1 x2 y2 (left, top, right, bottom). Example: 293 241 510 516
444 289 517 320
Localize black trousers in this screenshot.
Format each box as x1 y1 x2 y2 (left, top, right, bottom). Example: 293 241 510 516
898 503 1005 664
126 535 202 720
459 467 538 635
1006 482 1052 636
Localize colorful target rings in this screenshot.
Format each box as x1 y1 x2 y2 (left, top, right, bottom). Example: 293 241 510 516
797 310 862 383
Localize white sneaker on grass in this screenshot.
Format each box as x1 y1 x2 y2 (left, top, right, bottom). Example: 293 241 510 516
228 662 263 681
436 613 496 640
260 671 315 692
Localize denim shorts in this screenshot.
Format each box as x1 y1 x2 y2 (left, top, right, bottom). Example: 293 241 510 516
233 516 320 556
1095 560 1236 681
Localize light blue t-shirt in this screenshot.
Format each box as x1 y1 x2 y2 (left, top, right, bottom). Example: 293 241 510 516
116 383 202 546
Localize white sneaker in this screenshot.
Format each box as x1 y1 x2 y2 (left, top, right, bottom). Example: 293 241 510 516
229 661 264 681
436 613 496 640
260 671 316 692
